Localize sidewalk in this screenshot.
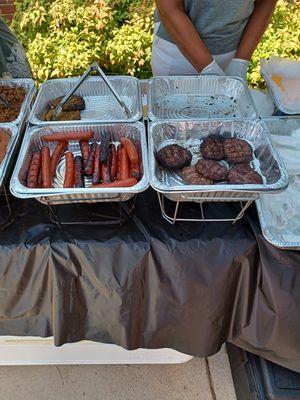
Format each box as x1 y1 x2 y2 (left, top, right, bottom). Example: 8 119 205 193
0 346 236 400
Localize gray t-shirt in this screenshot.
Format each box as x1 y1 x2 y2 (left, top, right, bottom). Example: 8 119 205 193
155 0 255 55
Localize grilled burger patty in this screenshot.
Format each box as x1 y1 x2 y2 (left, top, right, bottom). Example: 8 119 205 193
200 135 224 161
195 159 228 181
223 138 253 164
228 164 263 184
181 166 213 185
157 144 192 170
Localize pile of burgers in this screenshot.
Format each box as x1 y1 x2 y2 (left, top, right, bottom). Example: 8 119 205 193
21 131 141 189
156 135 263 185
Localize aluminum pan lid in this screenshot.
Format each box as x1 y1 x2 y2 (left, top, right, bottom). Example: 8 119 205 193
29 76 142 125
149 118 288 195
256 117 300 249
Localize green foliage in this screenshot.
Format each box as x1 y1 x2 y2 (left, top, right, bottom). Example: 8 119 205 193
10 0 153 82
9 0 300 86
248 0 300 88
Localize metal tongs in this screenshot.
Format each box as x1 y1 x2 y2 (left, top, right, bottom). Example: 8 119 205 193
50 62 132 120
0 94 11 109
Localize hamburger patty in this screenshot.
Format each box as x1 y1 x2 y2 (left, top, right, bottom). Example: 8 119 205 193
200 135 224 160
223 138 253 164
181 166 213 185
49 95 85 112
228 164 263 184
157 144 192 170
195 159 228 181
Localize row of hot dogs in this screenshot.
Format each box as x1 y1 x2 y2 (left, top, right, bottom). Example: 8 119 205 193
21 131 141 189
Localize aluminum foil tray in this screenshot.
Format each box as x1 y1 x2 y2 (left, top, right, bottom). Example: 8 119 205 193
257 117 300 249
0 78 36 125
0 123 19 189
148 76 258 121
10 122 149 205
149 119 288 203
29 76 142 125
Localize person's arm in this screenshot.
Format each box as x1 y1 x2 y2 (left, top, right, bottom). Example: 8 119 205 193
156 0 213 72
236 0 277 60
226 0 277 79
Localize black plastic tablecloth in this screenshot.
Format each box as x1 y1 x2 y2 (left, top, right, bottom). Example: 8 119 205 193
0 190 300 372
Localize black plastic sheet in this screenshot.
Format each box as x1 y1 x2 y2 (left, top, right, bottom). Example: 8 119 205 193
0 190 300 372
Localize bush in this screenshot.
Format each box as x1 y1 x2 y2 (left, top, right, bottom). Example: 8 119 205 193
248 0 300 88
10 0 299 86
10 0 154 82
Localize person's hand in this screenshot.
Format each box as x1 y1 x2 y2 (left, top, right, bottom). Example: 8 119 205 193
225 58 250 81
201 60 225 76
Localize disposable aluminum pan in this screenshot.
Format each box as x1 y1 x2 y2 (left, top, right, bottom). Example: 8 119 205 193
10 122 149 205
29 76 142 125
0 123 19 188
0 78 36 125
149 119 288 203
148 76 258 121
256 117 300 249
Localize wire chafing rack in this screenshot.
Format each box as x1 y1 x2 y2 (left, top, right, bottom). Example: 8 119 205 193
149 119 289 224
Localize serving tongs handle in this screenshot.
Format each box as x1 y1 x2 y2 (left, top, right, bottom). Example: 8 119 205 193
90 62 132 118
50 62 132 121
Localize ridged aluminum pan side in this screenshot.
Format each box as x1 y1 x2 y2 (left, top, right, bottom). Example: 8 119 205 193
29 76 142 125
0 123 19 188
0 78 36 125
149 119 288 202
256 117 300 249
148 76 258 121
10 122 149 205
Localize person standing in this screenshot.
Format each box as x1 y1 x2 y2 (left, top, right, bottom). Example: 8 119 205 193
151 0 277 79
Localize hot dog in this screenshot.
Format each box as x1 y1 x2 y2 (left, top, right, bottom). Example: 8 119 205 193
41 147 52 188
80 140 89 163
92 143 101 185
92 178 137 188
109 144 117 181
27 151 41 188
19 152 33 186
51 142 67 178
101 162 111 184
43 131 93 142
119 146 129 180
84 142 96 176
130 161 140 179
100 135 110 164
63 151 75 188
119 137 139 164
116 146 121 181
74 156 85 188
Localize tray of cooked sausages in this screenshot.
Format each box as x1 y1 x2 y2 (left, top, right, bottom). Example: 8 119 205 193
149 119 288 202
28 76 142 126
10 122 149 204
0 79 36 125
0 123 19 188
148 76 258 121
